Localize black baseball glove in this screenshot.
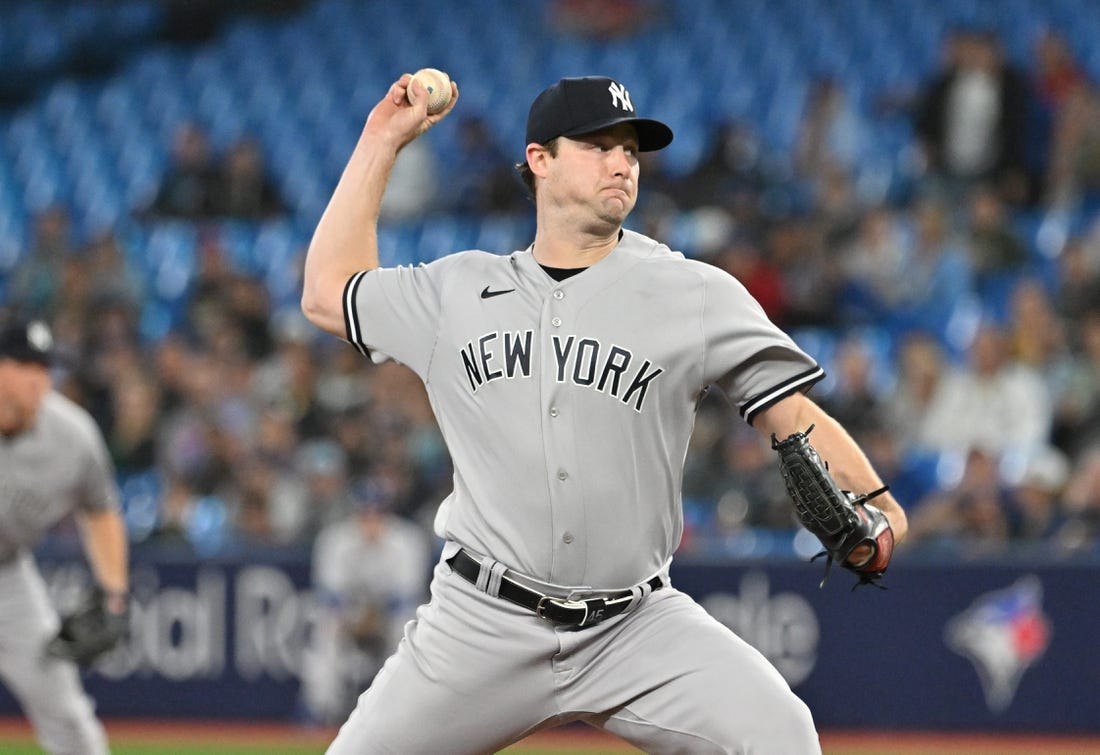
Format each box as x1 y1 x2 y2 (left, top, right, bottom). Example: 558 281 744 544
46 587 129 665
771 424 894 588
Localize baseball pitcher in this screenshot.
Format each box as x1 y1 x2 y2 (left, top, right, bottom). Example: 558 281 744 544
301 72 908 754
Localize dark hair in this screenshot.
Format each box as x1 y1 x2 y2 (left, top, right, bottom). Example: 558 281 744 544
514 138 559 200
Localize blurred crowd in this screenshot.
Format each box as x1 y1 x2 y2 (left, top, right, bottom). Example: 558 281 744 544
5 202 453 554
652 24 1100 561
4 22 1100 570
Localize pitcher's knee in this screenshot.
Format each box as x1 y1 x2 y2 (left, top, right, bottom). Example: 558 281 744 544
745 696 820 754
698 694 819 754
612 695 820 755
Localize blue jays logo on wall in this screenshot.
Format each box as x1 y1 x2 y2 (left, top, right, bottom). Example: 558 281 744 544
944 576 1051 713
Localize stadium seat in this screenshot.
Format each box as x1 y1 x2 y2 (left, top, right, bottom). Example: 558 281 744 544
144 221 198 302
0 206 26 274
217 220 261 274
254 220 307 305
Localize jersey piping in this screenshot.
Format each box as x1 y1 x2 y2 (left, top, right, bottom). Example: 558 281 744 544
343 270 371 357
740 365 826 424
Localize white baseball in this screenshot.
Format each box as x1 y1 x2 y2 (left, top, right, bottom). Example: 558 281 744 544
407 68 453 115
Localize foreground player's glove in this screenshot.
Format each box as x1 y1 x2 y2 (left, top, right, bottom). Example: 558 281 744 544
46 586 129 665
771 425 894 588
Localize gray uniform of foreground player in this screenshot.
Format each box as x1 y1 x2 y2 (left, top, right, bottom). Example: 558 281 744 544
302 73 907 754
0 392 122 755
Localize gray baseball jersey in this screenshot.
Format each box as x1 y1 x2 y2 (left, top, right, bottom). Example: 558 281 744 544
343 229 822 588
0 391 120 755
330 229 824 753
0 391 121 563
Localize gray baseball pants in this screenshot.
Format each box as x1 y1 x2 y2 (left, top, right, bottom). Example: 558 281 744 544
0 553 109 755
326 555 821 754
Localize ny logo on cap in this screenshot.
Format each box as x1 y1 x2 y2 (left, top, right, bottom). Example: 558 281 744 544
27 321 52 353
608 81 634 113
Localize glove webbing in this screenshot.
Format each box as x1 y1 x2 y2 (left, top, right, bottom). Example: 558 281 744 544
813 483 890 590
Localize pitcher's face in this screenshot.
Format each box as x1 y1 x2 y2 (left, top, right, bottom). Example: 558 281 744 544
535 124 641 231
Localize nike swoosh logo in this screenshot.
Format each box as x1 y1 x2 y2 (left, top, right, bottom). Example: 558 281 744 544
480 286 515 299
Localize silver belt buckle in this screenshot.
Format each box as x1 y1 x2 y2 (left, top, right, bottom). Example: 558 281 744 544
536 595 588 624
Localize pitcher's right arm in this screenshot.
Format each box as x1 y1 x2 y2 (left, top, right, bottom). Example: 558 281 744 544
301 73 458 338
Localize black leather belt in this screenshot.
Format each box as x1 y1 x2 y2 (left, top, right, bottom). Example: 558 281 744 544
447 548 662 629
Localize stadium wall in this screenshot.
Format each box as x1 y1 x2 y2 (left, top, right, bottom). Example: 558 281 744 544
0 549 1094 734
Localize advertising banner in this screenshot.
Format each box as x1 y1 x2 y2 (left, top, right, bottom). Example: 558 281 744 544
1 550 1096 733
674 558 1098 734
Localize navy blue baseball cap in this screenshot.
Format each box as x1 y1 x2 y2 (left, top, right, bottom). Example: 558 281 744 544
0 318 54 366
526 76 674 152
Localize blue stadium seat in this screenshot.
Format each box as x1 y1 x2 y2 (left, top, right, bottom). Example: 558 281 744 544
217 220 261 274
242 79 288 128
254 220 306 304
144 222 198 302
19 155 68 212
75 193 125 240
95 82 142 142
8 6 64 73
110 1 165 41
0 197 26 273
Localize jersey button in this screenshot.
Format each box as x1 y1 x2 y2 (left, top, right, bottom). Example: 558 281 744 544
557 470 568 481
553 290 564 300
551 317 562 327
549 407 559 418
562 532 574 544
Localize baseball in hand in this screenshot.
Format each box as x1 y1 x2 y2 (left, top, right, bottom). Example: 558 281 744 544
407 68 453 114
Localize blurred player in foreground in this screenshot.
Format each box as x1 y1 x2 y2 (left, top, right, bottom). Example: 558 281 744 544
0 317 129 755
301 72 907 753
